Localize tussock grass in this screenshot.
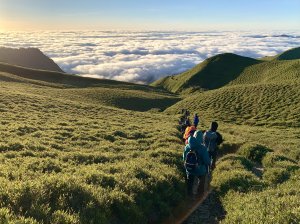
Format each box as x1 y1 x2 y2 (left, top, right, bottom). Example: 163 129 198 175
166 83 300 128
1 47 300 223
0 78 184 223
221 171 300 224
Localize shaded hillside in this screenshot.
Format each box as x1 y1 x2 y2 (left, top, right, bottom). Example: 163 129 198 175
275 46 300 60
152 53 259 93
0 62 170 90
0 63 180 112
0 47 64 72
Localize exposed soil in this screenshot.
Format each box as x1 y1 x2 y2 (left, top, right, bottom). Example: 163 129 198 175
183 191 226 224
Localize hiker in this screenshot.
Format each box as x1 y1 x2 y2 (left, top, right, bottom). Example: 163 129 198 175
183 125 196 144
193 113 199 128
203 121 223 171
183 109 190 119
179 116 186 134
185 117 191 127
183 131 211 196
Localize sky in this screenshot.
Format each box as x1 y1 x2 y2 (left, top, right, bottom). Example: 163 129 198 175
0 1 300 84
0 0 300 31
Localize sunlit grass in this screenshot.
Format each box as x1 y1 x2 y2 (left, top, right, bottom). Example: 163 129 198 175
0 78 184 223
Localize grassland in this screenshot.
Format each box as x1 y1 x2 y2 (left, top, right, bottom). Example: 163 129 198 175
210 123 300 224
152 47 300 94
151 53 259 93
0 46 299 223
0 69 185 223
163 47 300 223
166 82 300 128
0 62 180 112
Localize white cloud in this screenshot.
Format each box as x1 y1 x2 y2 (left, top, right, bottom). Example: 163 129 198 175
0 30 299 84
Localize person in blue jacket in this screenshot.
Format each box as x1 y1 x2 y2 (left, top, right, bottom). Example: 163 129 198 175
193 113 199 128
183 130 211 196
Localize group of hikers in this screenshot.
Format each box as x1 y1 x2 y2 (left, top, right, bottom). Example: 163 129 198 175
179 109 223 197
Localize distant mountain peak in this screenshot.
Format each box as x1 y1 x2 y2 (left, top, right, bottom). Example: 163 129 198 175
0 47 64 72
151 52 259 93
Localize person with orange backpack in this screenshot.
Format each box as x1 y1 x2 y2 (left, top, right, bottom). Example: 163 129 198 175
183 125 196 144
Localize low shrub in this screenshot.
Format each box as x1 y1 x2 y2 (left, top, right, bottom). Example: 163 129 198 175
212 169 263 197
51 210 80 224
238 144 272 163
262 152 297 167
0 208 39 224
217 154 254 171
263 168 290 185
221 176 300 224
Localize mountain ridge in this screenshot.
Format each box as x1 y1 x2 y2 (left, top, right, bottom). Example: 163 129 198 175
0 47 64 73
152 47 300 93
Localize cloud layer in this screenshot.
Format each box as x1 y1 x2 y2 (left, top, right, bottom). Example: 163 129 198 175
1 30 300 84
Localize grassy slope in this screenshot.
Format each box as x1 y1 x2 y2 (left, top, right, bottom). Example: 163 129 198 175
0 77 185 223
0 63 180 112
212 122 300 224
166 59 300 128
1 46 300 223
275 46 300 60
151 53 259 93
229 59 300 85
152 47 300 94
260 47 300 61
164 49 300 223
166 82 300 128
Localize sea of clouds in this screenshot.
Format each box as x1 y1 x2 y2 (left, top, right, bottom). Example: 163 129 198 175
0 30 300 84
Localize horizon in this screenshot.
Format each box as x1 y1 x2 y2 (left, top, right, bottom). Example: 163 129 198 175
1 0 300 84
1 30 299 84
1 0 300 31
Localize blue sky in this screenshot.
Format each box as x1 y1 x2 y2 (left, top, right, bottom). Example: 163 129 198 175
1 0 300 30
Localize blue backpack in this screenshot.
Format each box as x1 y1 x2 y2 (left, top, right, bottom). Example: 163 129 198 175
184 149 199 172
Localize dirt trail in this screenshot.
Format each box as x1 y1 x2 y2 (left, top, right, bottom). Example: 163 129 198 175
183 191 225 224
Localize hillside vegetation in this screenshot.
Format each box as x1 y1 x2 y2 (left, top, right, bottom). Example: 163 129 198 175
0 63 180 112
229 59 300 85
166 82 300 128
152 53 259 93
275 46 300 60
165 49 300 128
0 70 184 223
0 46 299 223
163 47 300 224
152 47 300 93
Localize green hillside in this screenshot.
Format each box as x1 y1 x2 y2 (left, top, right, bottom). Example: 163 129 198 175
163 47 300 224
229 59 300 85
152 47 300 94
0 71 185 223
165 54 300 128
166 83 300 127
151 53 259 93
0 46 299 223
275 46 300 60
0 63 180 112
